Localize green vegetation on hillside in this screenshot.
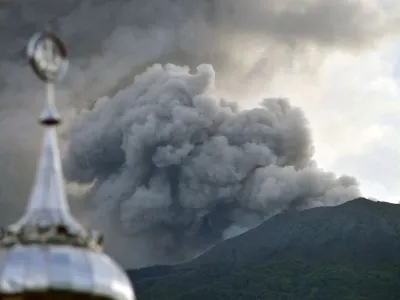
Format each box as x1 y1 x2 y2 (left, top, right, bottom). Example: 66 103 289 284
137 260 400 300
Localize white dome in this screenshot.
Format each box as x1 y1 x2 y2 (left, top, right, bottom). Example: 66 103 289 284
0 244 135 300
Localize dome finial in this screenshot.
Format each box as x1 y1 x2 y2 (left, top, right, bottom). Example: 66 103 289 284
27 30 68 125
0 31 135 300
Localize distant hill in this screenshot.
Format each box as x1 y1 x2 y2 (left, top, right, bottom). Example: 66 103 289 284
187 197 400 267
129 198 400 299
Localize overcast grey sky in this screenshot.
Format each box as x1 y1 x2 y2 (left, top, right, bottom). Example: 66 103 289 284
0 0 399 268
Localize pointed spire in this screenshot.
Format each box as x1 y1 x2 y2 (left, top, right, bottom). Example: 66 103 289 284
21 83 72 215
1 31 102 250
16 85 82 232
12 31 82 229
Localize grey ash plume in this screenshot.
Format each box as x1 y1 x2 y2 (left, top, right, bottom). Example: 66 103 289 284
63 64 360 266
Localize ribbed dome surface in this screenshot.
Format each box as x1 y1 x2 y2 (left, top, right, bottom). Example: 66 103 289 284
0 245 134 300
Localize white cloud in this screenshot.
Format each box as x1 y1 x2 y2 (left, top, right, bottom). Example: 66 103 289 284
253 39 400 203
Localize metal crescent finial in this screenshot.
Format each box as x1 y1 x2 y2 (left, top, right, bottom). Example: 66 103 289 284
27 30 68 84
27 31 68 126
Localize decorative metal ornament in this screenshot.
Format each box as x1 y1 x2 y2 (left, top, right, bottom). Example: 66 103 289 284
27 31 68 83
0 31 136 300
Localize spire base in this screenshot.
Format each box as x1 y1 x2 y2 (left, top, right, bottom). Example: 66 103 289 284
0 222 103 251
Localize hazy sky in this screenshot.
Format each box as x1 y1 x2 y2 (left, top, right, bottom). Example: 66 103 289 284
0 0 394 207
262 34 400 203
218 0 400 203
0 0 397 207
0 0 400 267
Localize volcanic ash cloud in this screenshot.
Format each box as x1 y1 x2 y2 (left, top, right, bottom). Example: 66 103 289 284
63 63 360 264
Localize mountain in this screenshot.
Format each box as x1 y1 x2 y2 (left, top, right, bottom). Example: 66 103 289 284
129 198 400 300
188 197 400 266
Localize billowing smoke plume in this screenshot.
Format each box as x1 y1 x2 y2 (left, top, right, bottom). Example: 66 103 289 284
0 0 396 268
63 63 360 266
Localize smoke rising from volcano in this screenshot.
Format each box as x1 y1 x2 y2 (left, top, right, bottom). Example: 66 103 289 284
63 64 360 266
64 0 392 103
0 0 396 267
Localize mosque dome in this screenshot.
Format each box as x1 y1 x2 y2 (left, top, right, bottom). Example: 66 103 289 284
0 31 135 300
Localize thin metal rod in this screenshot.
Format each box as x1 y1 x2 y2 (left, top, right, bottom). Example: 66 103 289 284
46 82 55 108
